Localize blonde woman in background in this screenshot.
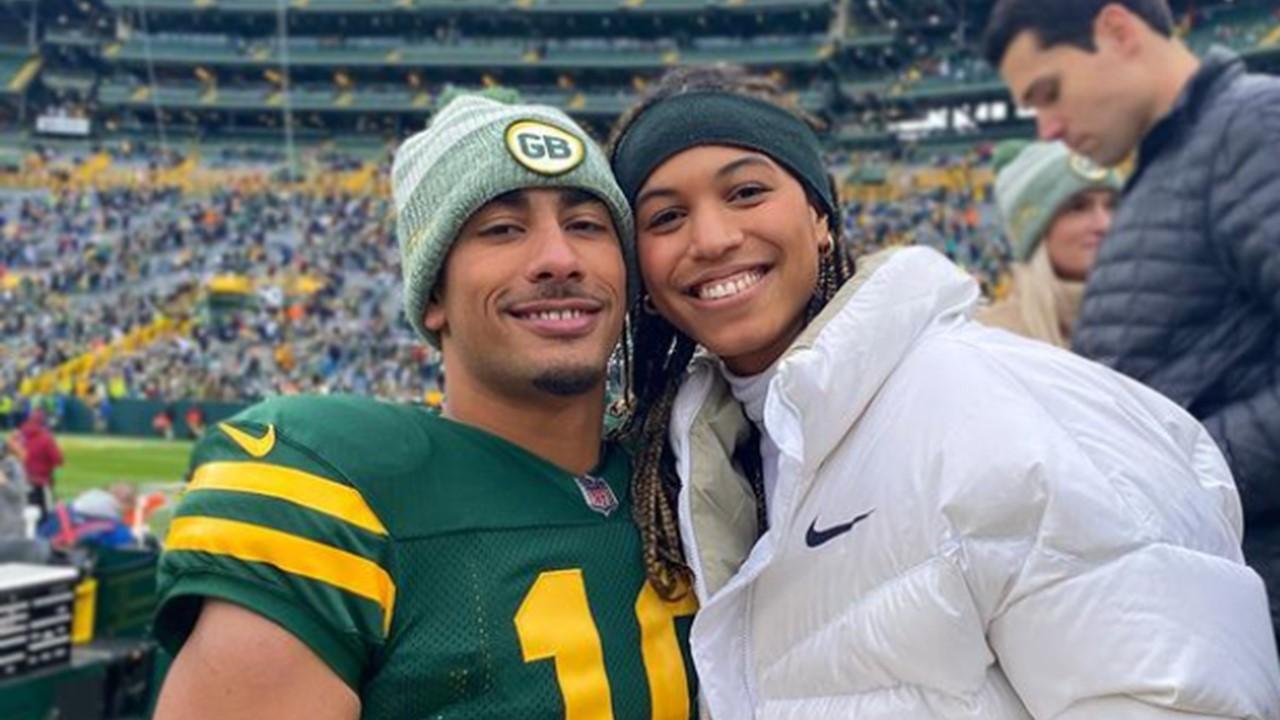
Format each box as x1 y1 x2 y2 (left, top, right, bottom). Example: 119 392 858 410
978 141 1121 347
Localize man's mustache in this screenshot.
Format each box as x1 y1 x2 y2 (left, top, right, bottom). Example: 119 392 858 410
499 281 610 310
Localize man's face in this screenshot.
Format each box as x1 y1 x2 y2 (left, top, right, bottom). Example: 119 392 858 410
425 188 625 400
1000 29 1152 167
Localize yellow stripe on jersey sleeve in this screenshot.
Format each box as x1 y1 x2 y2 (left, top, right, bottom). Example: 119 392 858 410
166 515 397 635
188 461 388 536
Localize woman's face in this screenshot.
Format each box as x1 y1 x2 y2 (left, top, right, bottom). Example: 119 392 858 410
1044 189 1116 282
634 145 828 375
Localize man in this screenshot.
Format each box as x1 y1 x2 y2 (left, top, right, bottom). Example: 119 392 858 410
986 0 1280 634
151 95 698 719
11 409 62 522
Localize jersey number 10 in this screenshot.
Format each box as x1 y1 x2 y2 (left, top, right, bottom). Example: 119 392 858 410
515 569 698 720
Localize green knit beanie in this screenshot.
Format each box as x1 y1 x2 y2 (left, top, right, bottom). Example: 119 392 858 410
994 140 1123 262
392 94 635 347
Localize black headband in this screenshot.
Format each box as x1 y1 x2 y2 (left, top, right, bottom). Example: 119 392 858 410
611 91 835 226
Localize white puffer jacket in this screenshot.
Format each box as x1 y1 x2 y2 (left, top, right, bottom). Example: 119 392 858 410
671 247 1280 719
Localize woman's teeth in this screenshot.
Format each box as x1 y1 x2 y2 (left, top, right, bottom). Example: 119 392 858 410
695 270 764 301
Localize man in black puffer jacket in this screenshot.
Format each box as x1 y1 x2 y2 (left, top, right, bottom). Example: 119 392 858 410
986 0 1280 638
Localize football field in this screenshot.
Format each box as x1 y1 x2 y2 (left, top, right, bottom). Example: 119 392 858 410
53 434 194 499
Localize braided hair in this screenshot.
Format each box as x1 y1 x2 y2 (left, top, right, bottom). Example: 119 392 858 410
609 65 853 600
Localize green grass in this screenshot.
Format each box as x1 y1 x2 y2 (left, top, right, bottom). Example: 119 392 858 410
53 434 194 499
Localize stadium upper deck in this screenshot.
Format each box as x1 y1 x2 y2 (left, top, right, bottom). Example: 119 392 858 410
1 1 1278 156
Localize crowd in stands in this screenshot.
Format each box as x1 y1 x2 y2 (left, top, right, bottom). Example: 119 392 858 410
835 142 1009 293
0 153 445 412
901 45 995 86
0 140 1008 418
844 186 1008 294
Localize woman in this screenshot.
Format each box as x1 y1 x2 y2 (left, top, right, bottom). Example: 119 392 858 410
977 140 1120 347
610 66 1279 719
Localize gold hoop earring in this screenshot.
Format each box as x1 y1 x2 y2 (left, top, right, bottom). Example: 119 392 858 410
642 294 660 316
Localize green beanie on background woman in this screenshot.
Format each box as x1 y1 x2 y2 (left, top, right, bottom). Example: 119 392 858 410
977 140 1122 348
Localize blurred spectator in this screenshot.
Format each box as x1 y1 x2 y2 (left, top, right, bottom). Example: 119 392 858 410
11 409 62 521
184 405 206 438
0 441 26 492
152 406 174 440
978 141 1121 347
0 443 29 537
123 486 171 536
38 484 137 551
0 443 50 563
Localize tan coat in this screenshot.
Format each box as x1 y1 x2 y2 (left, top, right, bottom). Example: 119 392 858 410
977 245 1083 348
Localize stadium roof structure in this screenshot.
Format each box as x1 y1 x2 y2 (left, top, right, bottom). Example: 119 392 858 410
94 77 831 116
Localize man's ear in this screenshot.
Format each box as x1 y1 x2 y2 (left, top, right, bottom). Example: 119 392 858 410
1095 3 1143 57
423 292 447 334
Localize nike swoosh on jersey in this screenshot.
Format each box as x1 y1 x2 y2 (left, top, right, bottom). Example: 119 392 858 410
805 509 875 548
219 422 276 458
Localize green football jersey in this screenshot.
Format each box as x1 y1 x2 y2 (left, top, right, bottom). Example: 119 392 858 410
154 394 698 719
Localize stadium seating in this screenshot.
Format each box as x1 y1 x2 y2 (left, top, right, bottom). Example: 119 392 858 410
103 33 831 69
3 0 1279 410
103 0 831 12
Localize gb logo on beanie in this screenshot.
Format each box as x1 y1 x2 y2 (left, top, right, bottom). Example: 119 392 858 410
1069 153 1108 181
505 120 585 176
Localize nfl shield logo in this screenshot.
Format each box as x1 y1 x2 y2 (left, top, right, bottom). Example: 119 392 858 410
574 474 619 517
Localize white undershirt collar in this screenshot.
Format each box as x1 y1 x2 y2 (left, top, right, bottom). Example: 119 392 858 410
720 357 782 513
